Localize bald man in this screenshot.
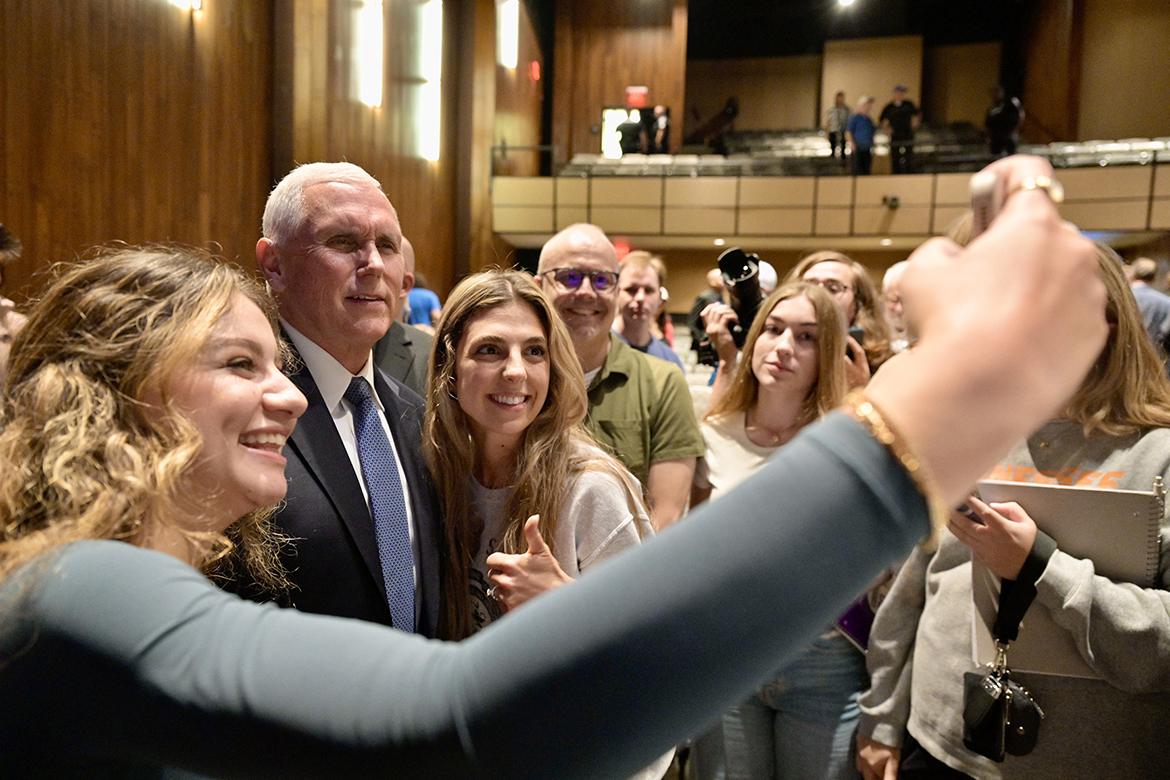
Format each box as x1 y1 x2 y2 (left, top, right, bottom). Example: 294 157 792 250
536 224 705 529
373 236 434 396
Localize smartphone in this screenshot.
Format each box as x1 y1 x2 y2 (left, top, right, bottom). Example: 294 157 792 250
969 170 1000 239
845 326 865 361
956 501 985 525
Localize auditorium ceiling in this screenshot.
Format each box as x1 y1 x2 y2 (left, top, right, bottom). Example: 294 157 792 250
685 0 1027 60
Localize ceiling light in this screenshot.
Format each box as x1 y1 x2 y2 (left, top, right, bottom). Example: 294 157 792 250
714 238 726 246
880 238 893 246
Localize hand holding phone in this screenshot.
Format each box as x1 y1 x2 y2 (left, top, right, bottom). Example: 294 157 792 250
969 170 1001 239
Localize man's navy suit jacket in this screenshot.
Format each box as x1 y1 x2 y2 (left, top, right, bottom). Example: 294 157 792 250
270 344 443 637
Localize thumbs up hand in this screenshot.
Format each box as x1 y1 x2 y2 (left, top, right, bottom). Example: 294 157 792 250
486 515 575 613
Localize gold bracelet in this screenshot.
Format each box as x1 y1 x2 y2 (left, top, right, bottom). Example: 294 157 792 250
1007 174 1064 205
842 390 950 549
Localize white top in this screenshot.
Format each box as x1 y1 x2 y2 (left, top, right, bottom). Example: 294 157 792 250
467 449 649 632
695 411 779 501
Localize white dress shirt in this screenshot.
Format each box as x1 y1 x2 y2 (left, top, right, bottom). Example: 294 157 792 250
282 321 421 596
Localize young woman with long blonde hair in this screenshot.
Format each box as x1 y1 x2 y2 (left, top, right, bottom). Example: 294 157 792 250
694 281 867 780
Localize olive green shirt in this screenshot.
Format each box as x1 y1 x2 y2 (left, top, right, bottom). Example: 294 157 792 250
585 334 706 487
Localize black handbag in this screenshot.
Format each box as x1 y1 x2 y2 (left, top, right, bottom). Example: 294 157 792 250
962 642 1044 760
961 579 1045 762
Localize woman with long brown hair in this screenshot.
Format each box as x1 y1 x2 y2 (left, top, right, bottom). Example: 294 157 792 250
423 268 650 640
694 282 866 780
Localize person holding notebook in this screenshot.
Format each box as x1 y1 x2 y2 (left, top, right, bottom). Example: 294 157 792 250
856 243 1170 780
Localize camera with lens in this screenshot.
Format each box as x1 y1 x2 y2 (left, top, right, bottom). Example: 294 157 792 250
718 247 762 349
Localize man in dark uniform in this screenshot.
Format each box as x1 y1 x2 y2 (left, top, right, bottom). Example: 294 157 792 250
985 86 1025 158
880 86 920 174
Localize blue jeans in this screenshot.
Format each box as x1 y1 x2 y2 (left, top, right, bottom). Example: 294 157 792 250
720 631 866 780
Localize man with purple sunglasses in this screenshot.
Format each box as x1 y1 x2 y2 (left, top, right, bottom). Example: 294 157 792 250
537 224 704 529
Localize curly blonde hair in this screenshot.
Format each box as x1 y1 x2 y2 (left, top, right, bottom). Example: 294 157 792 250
424 268 645 640
706 282 848 427
0 247 290 590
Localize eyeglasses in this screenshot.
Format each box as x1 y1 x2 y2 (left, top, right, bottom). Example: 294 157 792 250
805 278 852 296
541 267 619 294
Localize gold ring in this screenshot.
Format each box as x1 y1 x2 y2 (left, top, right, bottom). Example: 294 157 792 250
1008 175 1064 205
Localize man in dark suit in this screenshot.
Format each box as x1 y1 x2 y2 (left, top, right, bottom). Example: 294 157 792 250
374 235 433 397
253 162 442 636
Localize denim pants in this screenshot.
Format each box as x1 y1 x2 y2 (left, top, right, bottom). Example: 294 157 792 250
720 631 867 780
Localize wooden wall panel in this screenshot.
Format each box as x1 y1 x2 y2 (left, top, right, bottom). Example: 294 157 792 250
922 42 1000 126
687 55 822 134
1 0 273 301
1078 0 1170 141
552 0 687 161
493 0 545 176
1022 0 1083 142
272 0 461 294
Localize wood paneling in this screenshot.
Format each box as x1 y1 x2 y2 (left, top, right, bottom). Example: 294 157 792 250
855 176 934 207
1078 0 1170 141
739 209 814 236
272 0 461 293
1022 0 1083 142
493 0 545 176
922 42 1000 126
688 55 822 134
552 0 687 161
496 167 1164 241
1 0 273 301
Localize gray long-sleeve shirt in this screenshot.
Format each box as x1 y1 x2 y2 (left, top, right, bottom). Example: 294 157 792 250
859 420 1170 779
1 413 927 780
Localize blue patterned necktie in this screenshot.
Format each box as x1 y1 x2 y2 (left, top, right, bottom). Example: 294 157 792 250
344 377 416 633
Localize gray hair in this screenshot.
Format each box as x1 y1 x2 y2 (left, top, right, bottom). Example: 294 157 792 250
262 162 386 246
882 260 909 292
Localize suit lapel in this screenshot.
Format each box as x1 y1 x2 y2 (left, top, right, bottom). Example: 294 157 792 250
374 322 415 387
285 347 387 596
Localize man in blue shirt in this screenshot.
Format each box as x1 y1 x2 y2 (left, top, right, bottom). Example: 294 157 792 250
846 96 876 176
613 250 685 372
406 275 441 329
1129 257 1170 361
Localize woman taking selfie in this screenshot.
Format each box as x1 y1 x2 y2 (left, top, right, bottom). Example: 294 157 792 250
0 155 1113 779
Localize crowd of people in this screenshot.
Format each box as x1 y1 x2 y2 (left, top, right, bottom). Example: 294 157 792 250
0 154 1164 780
824 84 1023 175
